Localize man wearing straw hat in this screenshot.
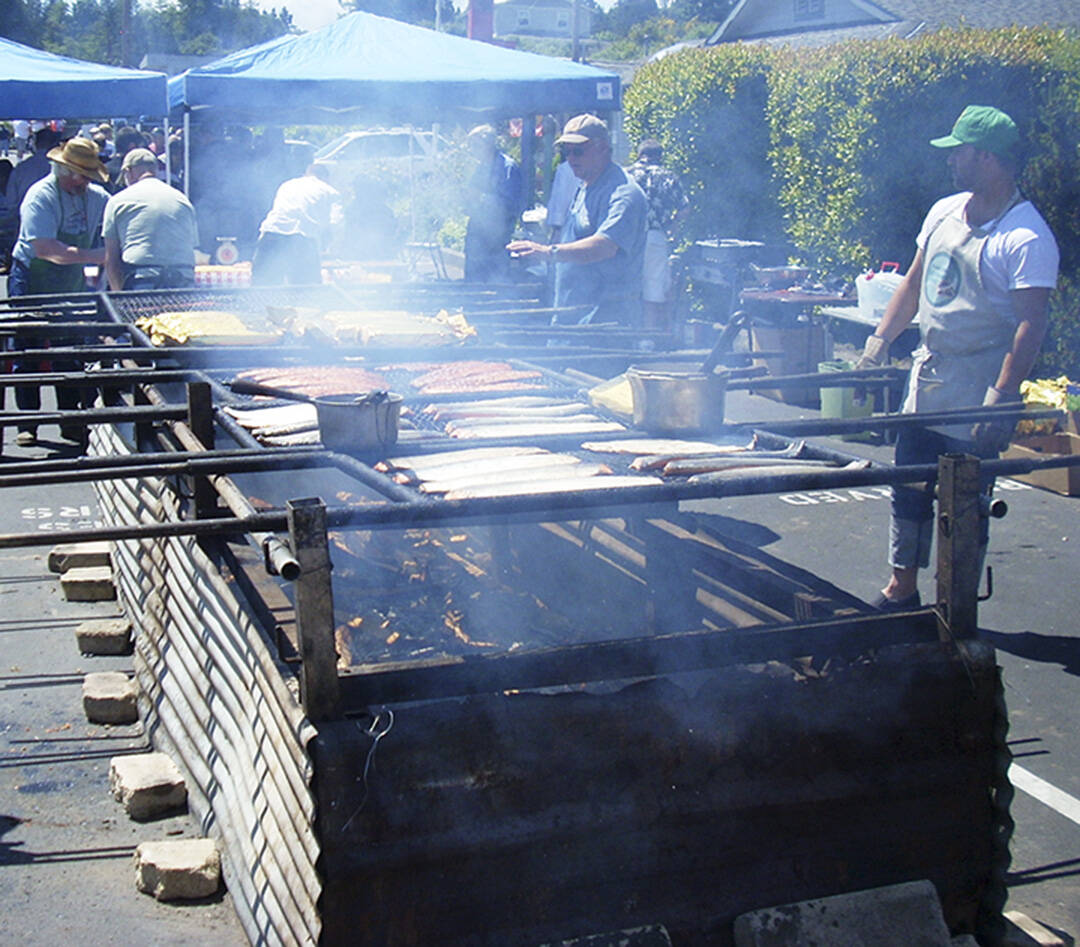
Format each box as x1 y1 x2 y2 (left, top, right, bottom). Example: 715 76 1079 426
8 136 109 444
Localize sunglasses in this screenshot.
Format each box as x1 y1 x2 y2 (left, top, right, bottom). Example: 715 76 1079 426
560 144 590 158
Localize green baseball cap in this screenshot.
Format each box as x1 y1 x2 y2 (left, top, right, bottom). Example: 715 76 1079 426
930 105 1020 157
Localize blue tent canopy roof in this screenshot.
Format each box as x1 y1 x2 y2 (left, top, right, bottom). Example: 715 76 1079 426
169 12 620 124
0 36 167 118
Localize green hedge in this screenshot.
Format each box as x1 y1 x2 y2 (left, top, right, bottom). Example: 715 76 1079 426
625 27 1080 378
624 44 779 242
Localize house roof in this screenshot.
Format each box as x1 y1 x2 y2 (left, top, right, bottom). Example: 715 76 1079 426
706 0 1080 47
496 0 575 9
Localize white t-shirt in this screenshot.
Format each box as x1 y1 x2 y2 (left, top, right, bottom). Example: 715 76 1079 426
12 120 29 140
259 174 341 241
916 192 1059 318
545 160 579 230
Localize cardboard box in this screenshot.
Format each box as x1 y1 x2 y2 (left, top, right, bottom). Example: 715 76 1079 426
1003 432 1080 496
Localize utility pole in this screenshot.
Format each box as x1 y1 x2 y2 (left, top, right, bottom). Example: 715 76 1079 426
121 0 132 67
571 0 581 62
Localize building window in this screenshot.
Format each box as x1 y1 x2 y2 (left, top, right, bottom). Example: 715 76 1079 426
556 12 569 27
794 0 825 20
517 12 530 26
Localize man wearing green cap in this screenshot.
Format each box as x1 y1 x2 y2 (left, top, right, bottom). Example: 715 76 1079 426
855 104 1059 610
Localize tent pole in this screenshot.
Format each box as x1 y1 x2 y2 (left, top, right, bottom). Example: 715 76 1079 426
183 110 191 198
521 113 535 213
164 115 171 186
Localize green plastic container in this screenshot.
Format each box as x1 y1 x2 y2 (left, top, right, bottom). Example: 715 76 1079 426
819 359 873 439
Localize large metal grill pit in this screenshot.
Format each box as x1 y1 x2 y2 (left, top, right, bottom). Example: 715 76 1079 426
2 284 1049 946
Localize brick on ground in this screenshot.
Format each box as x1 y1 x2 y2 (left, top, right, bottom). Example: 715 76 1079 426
82 671 138 724
134 838 221 901
48 540 112 573
110 753 187 820
60 565 116 602
75 618 132 655
1004 911 1068 947
733 879 952 947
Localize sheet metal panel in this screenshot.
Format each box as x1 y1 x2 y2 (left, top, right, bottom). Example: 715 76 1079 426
89 425 321 947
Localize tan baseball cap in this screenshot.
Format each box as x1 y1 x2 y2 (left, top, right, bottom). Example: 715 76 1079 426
556 113 609 145
121 148 160 172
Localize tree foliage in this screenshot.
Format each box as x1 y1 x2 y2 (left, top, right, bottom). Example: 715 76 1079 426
0 0 293 65
342 0 456 29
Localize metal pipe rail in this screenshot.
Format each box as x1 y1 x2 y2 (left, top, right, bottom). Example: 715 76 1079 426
0 368 195 387
0 404 189 425
0 452 1076 550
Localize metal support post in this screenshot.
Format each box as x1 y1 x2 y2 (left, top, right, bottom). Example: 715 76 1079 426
288 497 342 722
936 453 982 640
186 382 217 521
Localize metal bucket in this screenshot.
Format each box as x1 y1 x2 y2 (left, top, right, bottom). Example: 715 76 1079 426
627 363 726 434
314 392 403 453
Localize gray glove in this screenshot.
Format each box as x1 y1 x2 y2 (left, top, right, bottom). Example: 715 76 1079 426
854 334 889 371
970 385 1020 454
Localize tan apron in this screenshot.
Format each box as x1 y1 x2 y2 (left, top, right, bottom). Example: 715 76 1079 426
902 195 1020 438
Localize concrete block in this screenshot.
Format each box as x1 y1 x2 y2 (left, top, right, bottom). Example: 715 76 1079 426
82 671 138 724
733 879 951 947
48 540 112 573
1004 911 1067 947
134 838 221 901
75 618 132 655
110 753 187 821
60 565 116 602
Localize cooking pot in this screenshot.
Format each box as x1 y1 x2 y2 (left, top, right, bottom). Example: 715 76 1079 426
626 363 726 434
228 378 402 453
748 263 812 288
314 392 402 453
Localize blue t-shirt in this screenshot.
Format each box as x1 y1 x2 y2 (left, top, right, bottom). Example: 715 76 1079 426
555 161 646 323
14 173 108 267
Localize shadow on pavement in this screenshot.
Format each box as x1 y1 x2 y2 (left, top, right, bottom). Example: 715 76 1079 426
980 629 1080 677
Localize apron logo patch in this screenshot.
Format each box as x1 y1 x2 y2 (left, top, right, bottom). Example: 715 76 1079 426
924 251 961 307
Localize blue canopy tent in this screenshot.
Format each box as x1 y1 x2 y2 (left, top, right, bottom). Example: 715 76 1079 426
0 36 167 118
167 11 620 125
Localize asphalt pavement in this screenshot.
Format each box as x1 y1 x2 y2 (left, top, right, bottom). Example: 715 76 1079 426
0 422 246 945
0 381 1077 944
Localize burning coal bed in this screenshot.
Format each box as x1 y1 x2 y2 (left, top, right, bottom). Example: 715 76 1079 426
327 521 635 670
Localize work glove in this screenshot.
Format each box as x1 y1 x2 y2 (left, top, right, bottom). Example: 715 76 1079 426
970 385 1020 454
854 334 889 371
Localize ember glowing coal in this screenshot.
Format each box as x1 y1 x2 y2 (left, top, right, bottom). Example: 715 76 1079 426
329 526 587 668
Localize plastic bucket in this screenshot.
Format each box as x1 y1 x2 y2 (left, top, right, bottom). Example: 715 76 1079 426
819 359 873 439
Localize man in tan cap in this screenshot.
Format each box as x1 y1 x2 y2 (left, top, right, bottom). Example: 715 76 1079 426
507 113 646 325
8 136 109 444
103 148 197 291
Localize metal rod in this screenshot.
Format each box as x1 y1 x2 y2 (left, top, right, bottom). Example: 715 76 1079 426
0 453 332 488
140 380 300 579
727 367 908 390
0 368 195 388
732 405 1061 436
0 404 188 425
0 452 1076 550
0 445 320 475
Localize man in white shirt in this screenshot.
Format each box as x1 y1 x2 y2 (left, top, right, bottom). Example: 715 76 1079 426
252 164 341 285
855 104 1059 610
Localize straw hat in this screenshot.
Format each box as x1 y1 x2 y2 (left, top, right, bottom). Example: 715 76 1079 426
47 137 109 184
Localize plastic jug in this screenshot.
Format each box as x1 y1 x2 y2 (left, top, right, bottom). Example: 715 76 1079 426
856 261 903 322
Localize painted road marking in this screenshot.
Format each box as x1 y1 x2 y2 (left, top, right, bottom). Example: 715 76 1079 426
776 478 1032 506
1009 763 1080 828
